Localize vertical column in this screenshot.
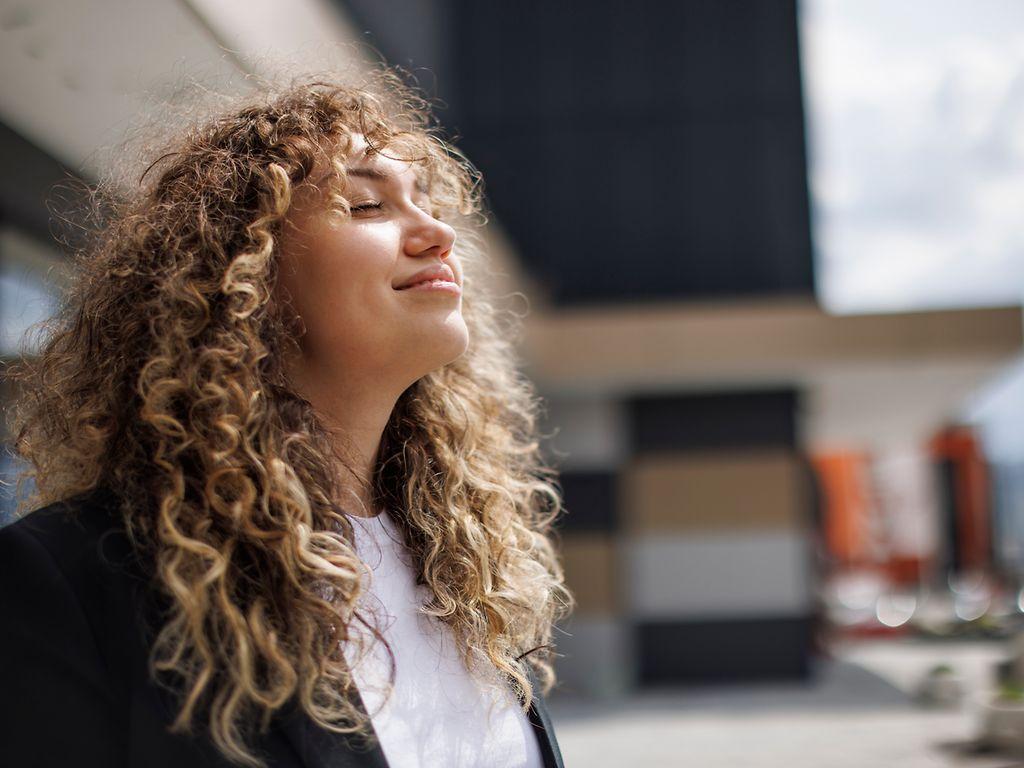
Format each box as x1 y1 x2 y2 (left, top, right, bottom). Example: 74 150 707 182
931 426 992 576
623 389 816 684
544 396 632 697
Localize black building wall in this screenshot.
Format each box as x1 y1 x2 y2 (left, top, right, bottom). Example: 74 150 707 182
341 0 815 306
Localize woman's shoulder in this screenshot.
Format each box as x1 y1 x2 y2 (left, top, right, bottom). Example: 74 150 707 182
0 485 146 597
0 484 155 677
0 487 154 766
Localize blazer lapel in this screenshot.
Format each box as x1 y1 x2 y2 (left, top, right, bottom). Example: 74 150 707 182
275 689 390 768
521 664 566 768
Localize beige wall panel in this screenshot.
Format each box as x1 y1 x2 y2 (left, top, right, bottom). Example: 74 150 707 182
558 533 619 617
622 450 807 533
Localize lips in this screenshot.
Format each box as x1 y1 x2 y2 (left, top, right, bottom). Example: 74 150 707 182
394 263 457 290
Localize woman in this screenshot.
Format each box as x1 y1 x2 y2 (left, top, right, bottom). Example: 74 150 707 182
0 72 574 767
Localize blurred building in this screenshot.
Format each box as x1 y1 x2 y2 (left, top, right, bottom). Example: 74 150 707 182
2 0 1022 697
342 0 1021 692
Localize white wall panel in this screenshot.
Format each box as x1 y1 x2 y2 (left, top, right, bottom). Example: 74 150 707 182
625 531 813 619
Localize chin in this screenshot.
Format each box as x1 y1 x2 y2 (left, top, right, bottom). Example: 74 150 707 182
438 319 471 364
407 317 470 375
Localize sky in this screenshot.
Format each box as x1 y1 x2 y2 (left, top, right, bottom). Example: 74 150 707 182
799 0 1024 315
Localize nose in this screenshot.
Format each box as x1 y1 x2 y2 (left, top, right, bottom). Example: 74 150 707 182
404 209 457 261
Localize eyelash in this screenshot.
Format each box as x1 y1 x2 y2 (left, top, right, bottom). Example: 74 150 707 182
348 200 443 220
350 201 383 213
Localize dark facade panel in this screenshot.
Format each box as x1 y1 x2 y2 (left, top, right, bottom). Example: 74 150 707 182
450 0 814 306
556 470 619 533
338 0 815 306
629 389 800 455
0 120 81 245
636 615 813 684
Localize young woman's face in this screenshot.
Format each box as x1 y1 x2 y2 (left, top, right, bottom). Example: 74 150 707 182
275 136 469 390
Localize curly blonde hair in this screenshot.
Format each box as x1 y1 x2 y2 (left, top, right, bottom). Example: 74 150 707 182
4 71 574 766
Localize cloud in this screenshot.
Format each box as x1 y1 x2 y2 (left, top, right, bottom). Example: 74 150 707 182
800 0 1024 314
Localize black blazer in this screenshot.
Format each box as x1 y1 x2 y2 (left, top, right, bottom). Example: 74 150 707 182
0 490 565 768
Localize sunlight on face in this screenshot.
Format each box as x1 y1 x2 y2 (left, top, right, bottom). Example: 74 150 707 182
275 135 469 391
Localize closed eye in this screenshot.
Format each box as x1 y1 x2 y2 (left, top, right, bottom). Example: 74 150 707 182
350 201 383 214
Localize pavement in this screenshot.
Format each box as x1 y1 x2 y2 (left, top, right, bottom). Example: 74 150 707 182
547 638 1024 767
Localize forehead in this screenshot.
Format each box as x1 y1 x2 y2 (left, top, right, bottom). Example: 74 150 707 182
340 135 430 193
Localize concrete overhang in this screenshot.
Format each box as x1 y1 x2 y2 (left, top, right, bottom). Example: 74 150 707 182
521 299 1024 449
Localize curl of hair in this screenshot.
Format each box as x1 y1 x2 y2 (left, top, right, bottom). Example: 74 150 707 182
4 70 574 766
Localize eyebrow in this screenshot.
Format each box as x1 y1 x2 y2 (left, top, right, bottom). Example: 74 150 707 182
346 165 431 194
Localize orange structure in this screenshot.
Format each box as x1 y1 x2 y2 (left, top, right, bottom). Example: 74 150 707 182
812 452 875 567
930 426 992 574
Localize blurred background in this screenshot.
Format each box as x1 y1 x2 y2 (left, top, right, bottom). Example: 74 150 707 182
2 0 1024 765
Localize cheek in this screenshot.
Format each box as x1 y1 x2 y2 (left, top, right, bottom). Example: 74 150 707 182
282 228 399 346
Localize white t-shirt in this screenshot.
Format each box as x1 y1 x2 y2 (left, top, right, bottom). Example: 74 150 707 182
342 510 545 768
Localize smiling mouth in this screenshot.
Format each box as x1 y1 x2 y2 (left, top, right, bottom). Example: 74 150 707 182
396 278 462 295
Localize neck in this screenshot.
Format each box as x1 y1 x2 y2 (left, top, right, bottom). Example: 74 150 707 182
287 363 407 519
